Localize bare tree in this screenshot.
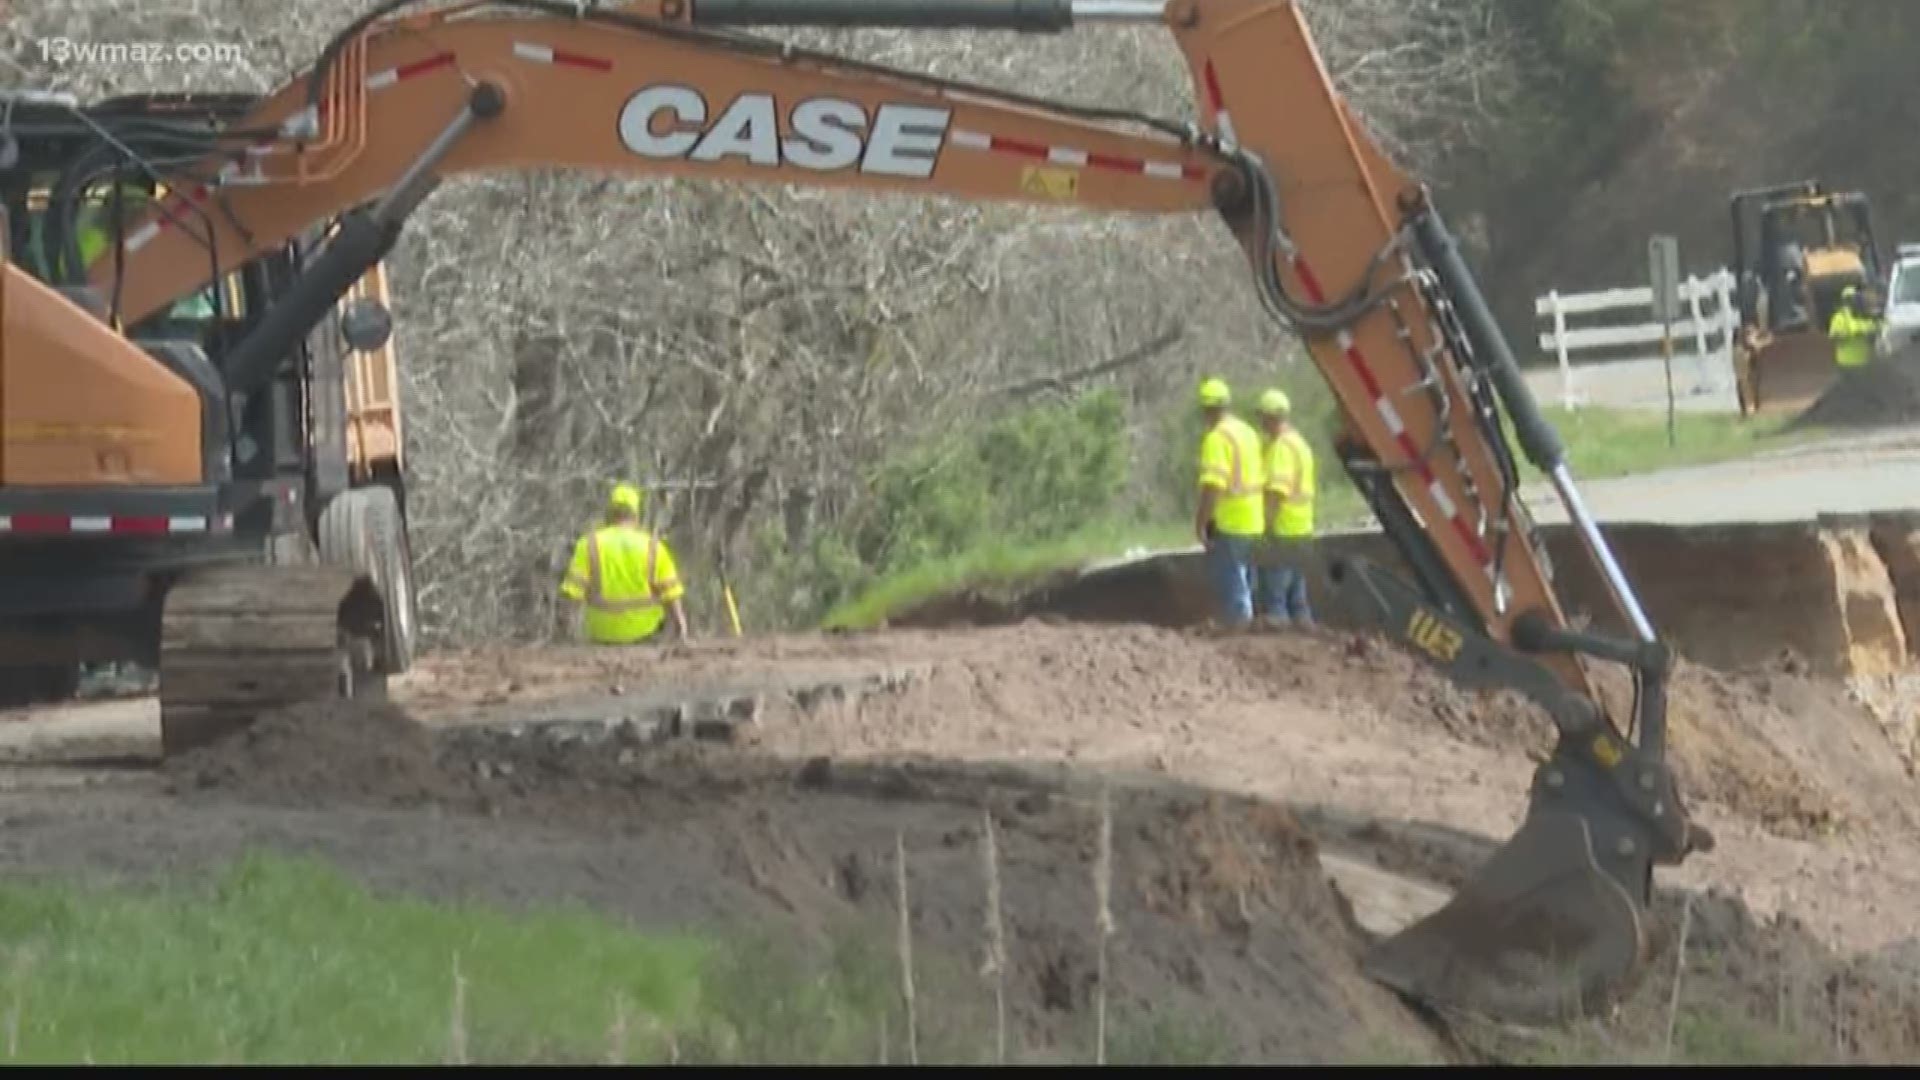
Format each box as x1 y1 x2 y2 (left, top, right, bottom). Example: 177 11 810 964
4 0 1515 643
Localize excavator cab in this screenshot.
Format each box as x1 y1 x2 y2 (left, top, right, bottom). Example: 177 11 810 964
1730 180 1883 417
1 89 414 720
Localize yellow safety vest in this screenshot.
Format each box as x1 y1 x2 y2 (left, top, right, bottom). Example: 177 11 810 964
1828 307 1878 369
1199 414 1266 537
1264 427 1316 538
559 523 684 644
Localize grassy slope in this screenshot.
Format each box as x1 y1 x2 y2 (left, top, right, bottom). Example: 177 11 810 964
1527 405 1802 479
0 855 707 1064
0 816 1855 1065
0 853 1238 1066
823 406 1808 630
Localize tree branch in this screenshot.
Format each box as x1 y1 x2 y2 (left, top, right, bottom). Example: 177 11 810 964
985 324 1186 400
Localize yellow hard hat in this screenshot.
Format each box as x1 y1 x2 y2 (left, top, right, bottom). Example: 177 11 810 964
1257 388 1291 415
608 482 642 513
1198 377 1231 407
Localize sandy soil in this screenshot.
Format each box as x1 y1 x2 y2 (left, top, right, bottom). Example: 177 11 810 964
3 617 1918 1062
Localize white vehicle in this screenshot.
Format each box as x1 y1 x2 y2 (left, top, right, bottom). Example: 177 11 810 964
1878 243 1920 356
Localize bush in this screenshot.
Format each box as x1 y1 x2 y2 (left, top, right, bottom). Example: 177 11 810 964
853 388 1131 576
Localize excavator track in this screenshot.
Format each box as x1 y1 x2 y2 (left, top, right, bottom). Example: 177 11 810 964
157 563 387 756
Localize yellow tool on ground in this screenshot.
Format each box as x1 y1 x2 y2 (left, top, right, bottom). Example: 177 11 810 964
722 579 743 637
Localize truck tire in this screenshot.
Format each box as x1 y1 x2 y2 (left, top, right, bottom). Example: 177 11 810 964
317 485 417 676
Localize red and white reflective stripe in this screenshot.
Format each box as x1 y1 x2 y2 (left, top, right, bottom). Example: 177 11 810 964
1308 264 1492 569
0 514 211 536
1202 60 1238 145
365 51 456 92
949 129 1204 182
512 41 614 72
126 53 458 250
123 182 210 253
123 219 163 253
1204 66 1492 571
279 104 322 140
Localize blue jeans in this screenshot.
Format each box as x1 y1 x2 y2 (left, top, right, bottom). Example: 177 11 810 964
1258 540 1315 624
1205 532 1257 626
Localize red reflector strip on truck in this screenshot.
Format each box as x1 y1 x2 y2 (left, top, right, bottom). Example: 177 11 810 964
0 515 212 535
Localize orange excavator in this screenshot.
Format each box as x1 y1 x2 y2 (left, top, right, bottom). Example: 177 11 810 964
3 0 1712 1029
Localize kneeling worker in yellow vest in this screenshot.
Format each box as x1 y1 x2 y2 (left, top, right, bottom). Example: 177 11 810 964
1255 388 1316 627
560 482 690 644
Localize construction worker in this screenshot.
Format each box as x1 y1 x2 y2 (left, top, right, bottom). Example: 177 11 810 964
71 181 217 320
1254 388 1317 627
559 482 691 645
1194 377 1267 628
1828 285 1880 369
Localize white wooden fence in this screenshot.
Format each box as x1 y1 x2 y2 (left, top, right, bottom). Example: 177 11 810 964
1529 268 1741 413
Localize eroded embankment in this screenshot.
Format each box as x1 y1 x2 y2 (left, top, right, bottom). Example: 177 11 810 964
892 514 1920 685
140 663 1920 1064
155 698 1445 1063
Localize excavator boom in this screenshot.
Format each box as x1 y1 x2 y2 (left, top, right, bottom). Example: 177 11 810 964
57 0 1712 1025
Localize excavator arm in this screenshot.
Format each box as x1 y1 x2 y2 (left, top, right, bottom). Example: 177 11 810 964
67 0 1710 1025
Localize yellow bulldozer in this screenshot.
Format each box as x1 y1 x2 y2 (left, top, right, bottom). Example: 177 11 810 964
1729 180 1885 418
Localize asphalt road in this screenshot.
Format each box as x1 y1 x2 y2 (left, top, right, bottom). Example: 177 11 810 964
1087 425 1920 575
1522 426 1920 526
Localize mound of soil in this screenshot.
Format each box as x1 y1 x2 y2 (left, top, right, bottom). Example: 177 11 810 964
158 697 1447 1063
1302 811 1920 1064
133 621 1920 1061
1787 345 1920 431
162 696 754 829
164 699 467 809
1437 887 1920 1064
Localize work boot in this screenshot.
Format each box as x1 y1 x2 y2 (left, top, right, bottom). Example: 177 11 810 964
1198 618 1253 638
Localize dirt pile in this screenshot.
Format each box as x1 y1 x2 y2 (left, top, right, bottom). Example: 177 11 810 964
753 623 1865 845
1437 888 1920 1064
159 697 1450 1063
115 620 1920 1060
164 699 468 809
1653 895 1920 1065
161 695 759 830
1299 810 1920 1063
1788 344 1920 431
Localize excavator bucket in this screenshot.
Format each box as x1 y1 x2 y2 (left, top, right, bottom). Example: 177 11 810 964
1736 329 1841 418
1361 805 1648 1027
1321 555 1680 1026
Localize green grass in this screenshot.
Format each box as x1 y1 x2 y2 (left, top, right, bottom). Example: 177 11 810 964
0 853 1238 1065
1523 405 1809 480
0 854 709 1064
820 519 1195 631
822 404 1809 632
1487 1006 1831 1067
0 851 1859 1066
